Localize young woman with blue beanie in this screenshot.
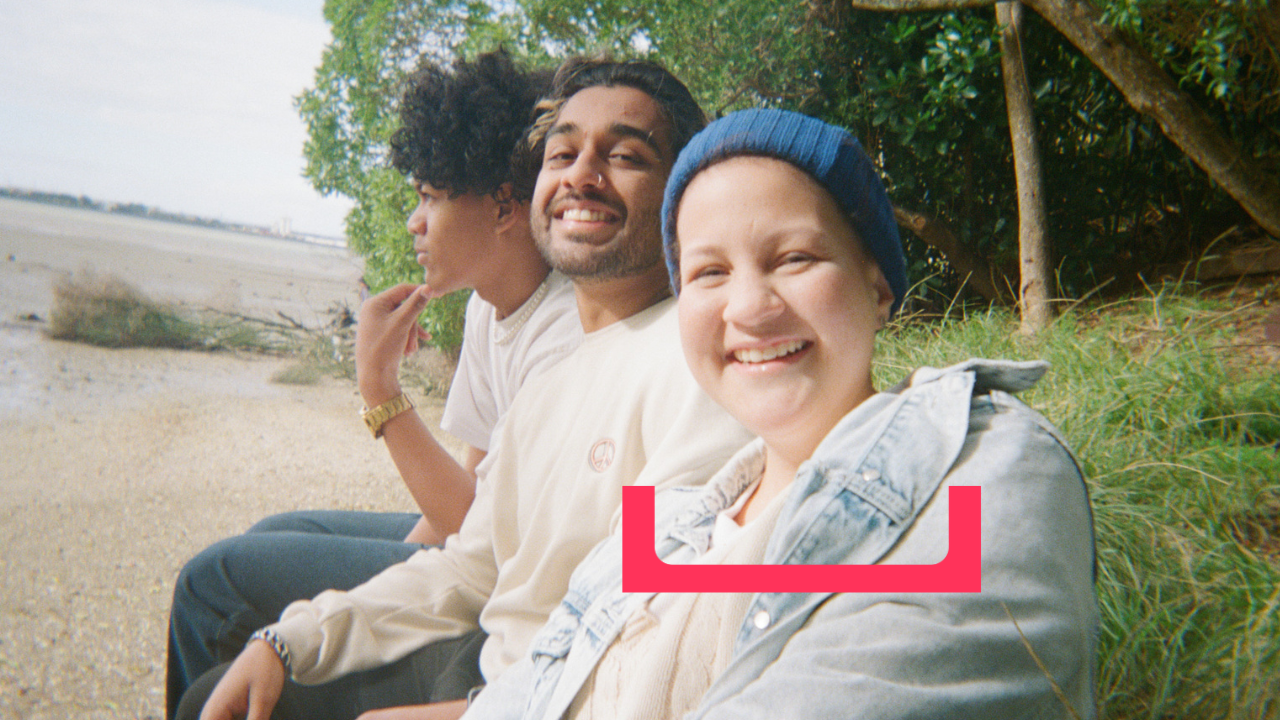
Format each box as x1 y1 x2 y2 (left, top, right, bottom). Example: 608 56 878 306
463 108 1098 720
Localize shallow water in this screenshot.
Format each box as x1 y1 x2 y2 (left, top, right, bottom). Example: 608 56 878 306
0 197 365 324
0 197 367 417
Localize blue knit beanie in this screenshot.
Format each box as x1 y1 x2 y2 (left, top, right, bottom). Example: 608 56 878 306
661 108 908 316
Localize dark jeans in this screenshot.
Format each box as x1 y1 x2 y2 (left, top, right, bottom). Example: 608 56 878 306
174 628 487 720
166 510 426 719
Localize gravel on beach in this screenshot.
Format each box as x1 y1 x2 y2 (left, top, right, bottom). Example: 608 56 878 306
0 323 454 720
0 201 460 719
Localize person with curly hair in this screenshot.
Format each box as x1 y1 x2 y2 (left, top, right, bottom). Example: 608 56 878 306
165 49 583 719
179 55 752 720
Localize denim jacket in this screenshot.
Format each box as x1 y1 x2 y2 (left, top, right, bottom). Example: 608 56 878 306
465 359 1098 720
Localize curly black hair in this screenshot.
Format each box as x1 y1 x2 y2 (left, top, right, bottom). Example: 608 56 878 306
390 49 552 201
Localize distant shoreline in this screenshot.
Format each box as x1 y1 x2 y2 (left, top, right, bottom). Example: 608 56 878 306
1 197 363 327
0 187 347 249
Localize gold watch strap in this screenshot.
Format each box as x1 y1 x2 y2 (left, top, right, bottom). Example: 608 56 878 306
361 393 414 439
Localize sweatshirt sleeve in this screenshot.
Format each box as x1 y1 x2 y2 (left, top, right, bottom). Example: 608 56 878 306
271 458 504 685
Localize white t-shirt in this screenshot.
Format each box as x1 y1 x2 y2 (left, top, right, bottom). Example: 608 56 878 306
440 271 581 451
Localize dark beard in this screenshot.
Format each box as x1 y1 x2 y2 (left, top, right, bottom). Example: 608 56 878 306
532 212 664 281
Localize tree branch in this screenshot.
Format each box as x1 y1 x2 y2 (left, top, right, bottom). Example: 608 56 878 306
1023 0 1280 238
893 207 1009 302
849 0 994 9
851 0 1280 238
997 1 1055 332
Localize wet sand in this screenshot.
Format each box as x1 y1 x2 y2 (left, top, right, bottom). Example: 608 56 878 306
0 200 457 719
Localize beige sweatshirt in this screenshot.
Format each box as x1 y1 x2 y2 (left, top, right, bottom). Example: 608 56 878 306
272 299 754 685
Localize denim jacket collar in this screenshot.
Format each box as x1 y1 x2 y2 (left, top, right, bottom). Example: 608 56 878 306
666 359 1048 568
665 440 767 553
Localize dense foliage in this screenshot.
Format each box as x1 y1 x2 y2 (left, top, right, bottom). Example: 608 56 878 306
295 2 1280 714
296 0 477 350
298 0 1276 346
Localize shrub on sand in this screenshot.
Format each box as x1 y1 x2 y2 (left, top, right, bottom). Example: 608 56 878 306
49 272 203 349
271 362 325 386
46 271 336 358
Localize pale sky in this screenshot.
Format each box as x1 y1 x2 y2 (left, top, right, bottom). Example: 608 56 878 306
0 0 354 238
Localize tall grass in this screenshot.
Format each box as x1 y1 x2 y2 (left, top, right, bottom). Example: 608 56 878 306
876 284 1280 719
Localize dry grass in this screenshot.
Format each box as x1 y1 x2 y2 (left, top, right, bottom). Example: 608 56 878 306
49 271 205 349
265 321 454 398
43 273 431 394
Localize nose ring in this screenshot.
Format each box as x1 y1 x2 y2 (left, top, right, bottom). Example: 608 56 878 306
594 173 604 186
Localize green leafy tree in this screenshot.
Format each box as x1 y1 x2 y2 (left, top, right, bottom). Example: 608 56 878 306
300 0 1277 337
513 0 1276 304
848 0 1280 264
297 0 498 353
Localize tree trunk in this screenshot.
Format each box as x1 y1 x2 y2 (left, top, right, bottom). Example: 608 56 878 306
997 1 1055 333
1026 0 1280 239
848 0 1280 239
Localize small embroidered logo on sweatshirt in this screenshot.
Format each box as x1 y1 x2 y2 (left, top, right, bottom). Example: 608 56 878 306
588 439 616 472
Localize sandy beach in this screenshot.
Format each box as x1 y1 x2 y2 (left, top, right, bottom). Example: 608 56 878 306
0 199 460 719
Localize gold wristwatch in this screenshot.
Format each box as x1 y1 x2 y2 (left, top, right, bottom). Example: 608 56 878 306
361 393 414 438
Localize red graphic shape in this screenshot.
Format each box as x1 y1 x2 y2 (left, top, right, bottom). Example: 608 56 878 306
621 485 981 593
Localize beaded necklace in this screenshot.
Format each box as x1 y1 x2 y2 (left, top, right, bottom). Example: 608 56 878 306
492 276 552 345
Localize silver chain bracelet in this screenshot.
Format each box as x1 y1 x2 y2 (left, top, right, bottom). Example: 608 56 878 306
248 627 292 672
